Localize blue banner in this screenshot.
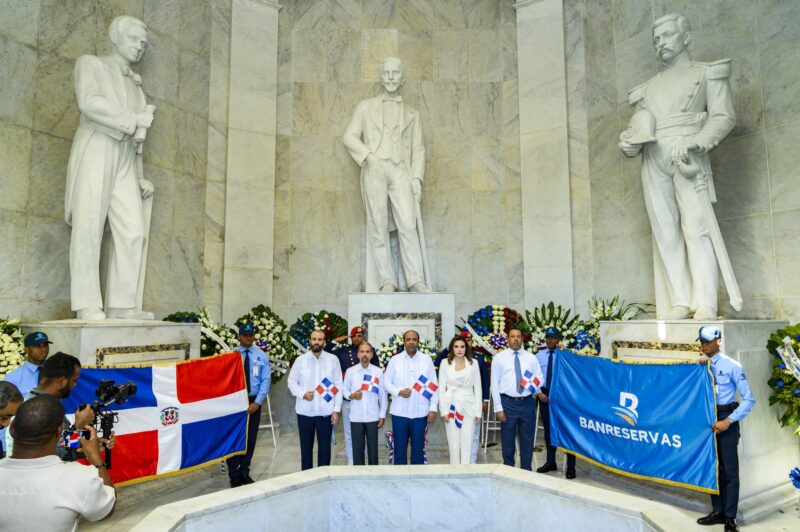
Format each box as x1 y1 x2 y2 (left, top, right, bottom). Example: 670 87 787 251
550 351 718 493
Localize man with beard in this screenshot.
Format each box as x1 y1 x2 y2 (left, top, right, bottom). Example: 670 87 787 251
384 330 438 465
342 342 387 465
8 353 101 461
326 325 380 465
288 330 342 470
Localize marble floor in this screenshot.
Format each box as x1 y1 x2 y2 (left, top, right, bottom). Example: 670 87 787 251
83 426 799 531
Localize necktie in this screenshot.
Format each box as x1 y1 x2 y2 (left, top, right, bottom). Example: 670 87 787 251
514 351 523 394
243 349 251 395
546 350 554 390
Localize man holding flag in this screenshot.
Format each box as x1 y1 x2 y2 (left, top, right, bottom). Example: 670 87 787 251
490 328 547 471
696 326 755 532
535 327 577 479
288 330 342 470
227 323 271 488
342 342 387 465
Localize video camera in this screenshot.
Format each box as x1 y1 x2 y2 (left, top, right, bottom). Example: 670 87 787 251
83 380 137 469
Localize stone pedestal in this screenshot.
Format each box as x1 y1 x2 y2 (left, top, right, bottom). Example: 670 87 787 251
21 320 201 367
347 293 456 351
599 319 799 523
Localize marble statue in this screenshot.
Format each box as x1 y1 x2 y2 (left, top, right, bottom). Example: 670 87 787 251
65 16 156 320
619 13 741 321
342 57 432 293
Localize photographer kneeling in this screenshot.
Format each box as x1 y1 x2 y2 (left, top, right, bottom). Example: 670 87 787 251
6 352 114 460
0 394 116 531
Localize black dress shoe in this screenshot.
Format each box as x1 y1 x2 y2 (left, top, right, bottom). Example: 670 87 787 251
565 468 576 479
229 476 243 488
724 518 738 531
536 463 558 473
697 512 725 526
242 475 255 485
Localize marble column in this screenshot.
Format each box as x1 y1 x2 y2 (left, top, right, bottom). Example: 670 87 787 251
515 0 575 309
222 0 280 323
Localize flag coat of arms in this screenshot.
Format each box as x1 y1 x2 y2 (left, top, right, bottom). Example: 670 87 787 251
61 353 249 486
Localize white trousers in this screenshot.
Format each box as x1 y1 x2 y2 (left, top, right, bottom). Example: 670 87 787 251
641 139 717 313
471 421 480 464
445 416 476 465
362 158 424 287
69 133 145 311
342 400 353 465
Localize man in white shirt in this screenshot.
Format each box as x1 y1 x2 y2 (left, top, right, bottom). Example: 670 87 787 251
343 342 388 465
287 330 343 470
384 330 438 464
0 394 116 532
491 328 548 471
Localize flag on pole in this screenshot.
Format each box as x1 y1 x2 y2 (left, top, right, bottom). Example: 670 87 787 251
61 353 249 486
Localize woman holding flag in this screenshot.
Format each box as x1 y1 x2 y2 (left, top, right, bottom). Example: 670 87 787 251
438 336 482 464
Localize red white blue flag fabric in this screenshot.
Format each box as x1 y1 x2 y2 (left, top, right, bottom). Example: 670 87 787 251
315 377 339 402
361 374 380 394
519 369 540 393
61 353 248 486
412 374 438 399
448 404 464 429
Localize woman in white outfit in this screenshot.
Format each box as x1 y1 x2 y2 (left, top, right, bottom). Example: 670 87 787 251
438 336 482 464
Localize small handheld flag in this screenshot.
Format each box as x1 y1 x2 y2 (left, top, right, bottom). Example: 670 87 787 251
448 404 464 429
412 374 438 399
315 377 339 403
361 374 380 394
519 370 541 393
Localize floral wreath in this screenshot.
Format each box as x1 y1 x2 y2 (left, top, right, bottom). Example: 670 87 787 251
465 305 532 357
289 310 348 349
0 318 25 378
525 302 583 350
375 333 436 367
766 323 800 433
235 305 294 382
164 308 240 359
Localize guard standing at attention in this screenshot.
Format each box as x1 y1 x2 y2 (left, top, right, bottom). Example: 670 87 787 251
227 323 271 488
535 327 577 479
696 325 754 532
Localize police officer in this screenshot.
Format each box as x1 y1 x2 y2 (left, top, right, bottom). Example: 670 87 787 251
535 327 577 479
227 323 271 488
696 326 754 532
326 326 379 465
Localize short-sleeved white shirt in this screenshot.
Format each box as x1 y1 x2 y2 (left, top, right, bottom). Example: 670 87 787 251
0 455 116 531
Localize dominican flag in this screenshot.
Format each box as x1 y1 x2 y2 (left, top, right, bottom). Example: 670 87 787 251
315 377 339 403
519 369 541 393
360 374 380 394
448 404 464 429
412 374 438 399
61 353 248 486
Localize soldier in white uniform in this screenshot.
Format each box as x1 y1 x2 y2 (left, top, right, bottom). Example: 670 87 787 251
619 13 736 321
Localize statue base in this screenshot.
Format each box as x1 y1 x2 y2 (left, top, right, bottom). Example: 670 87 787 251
347 292 456 352
21 319 201 367
598 319 797 523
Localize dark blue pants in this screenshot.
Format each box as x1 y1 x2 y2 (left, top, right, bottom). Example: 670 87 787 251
226 400 261 480
297 414 332 470
539 400 576 469
392 415 427 465
500 395 536 470
711 420 740 518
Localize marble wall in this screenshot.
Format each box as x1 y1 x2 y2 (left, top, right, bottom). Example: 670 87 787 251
272 0 523 325
0 0 215 321
565 0 800 323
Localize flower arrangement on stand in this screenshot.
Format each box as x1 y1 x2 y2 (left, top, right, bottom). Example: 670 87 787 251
163 308 239 359
289 310 348 349
0 318 25 378
766 323 800 434
465 305 533 356
525 302 583 350
573 296 651 356
375 333 436 367
235 305 294 382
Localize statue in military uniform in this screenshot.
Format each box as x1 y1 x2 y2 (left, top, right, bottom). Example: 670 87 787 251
342 57 432 293
66 16 156 321
619 13 739 321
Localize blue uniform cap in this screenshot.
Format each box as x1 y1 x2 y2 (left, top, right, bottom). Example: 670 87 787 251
697 325 722 342
24 331 52 347
239 323 255 335
544 326 561 339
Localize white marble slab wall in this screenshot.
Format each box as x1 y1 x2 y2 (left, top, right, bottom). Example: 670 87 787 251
0 0 212 322
569 0 800 323
515 0 575 311
272 0 523 326
221 0 281 323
